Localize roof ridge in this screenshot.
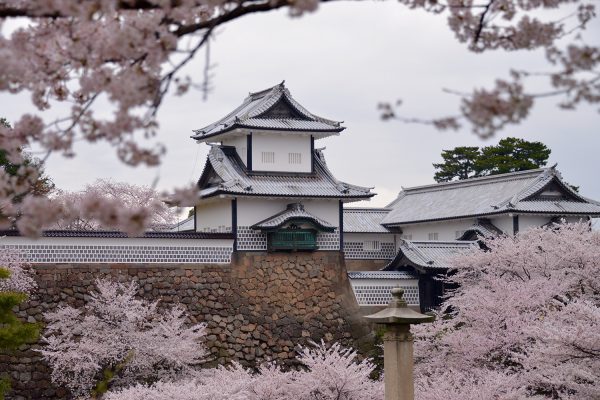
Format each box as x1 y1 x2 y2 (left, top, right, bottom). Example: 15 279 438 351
247 81 284 99
403 168 547 194
344 207 391 212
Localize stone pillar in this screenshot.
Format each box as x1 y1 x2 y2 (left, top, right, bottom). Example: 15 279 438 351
383 324 414 400
365 287 434 400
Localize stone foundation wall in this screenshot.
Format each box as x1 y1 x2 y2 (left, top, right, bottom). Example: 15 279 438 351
1 251 370 399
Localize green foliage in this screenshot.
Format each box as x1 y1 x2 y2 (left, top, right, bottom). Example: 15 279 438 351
433 146 481 182
475 137 551 176
0 376 11 400
0 270 38 349
0 268 39 399
433 137 551 182
91 351 134 398
0 117 54 198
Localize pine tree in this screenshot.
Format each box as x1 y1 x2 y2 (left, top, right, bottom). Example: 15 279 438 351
0 268 38 400
433 147 481 182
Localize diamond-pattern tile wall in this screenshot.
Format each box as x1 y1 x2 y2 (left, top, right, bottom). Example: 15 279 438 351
0 244 232 264
351 282 420 306
344 241 395 260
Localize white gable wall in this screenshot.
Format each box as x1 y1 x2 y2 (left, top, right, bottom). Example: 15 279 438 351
396 219 478 243
222 135 248 166
251 133 312 173
237 197 338 227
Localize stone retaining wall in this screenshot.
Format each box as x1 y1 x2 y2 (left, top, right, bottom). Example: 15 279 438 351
1 251 371 399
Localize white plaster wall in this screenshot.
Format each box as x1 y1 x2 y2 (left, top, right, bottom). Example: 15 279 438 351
489 215 513 235
222 135 248 166
251 134 311 173
195 200 232 232
397 218 477 243
237 198 339 227
345 233 395 244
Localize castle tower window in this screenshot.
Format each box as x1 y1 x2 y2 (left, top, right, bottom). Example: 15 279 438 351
261 151 275 164
251 203 336 252
362 240 381 251
288 152 302 165
428 232 439 241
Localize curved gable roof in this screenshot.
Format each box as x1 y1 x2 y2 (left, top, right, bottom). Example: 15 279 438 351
191 82 344 141
382 167 600 226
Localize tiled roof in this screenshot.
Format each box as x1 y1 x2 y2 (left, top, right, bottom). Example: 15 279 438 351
191 82 344 141
458 219 505 240
196 145 374 200
167 216 194 232
0 230 233 239
383 167 600 226
384 240 477 271
347 271 417 280
343 208 392 233
251 203 335 231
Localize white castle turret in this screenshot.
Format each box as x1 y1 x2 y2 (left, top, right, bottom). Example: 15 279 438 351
191 82 374 252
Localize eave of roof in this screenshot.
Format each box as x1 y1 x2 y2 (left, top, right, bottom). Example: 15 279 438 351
382 208 600 227
196 146 374 200
0 230 233 240
251 203 336 232
191 82 345 141
383 240 477 271
348 271 418 280
382 167 600 226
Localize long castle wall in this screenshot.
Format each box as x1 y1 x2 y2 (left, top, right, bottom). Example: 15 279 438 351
1 251 371 399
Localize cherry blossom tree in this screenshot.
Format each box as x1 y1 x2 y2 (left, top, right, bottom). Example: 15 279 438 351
103 341 383 400
50 179 179 232
39 279 208 398
413 222 600 399
0 0 598 236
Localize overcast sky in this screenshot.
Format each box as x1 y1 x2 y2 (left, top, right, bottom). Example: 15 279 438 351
2 2 599 210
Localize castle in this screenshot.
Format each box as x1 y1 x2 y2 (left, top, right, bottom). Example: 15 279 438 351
3 82 600 312
3 83 600 397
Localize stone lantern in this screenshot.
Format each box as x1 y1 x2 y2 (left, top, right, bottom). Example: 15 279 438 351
365 287 435 400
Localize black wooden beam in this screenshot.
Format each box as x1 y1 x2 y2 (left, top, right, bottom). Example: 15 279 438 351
246 133 252 171
232 198 238 251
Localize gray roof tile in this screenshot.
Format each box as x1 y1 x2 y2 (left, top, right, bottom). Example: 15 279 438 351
191 82 344 140
383 167 600 225
197 146 374 200
384 240 477 271
347 271 417 280
252 203 335 231
343 208 392 233
0 229 232 239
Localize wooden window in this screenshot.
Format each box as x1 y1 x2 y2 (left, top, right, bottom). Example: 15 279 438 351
362 240 381 251
428 232 439 241
401 234 412 240
288 152 302 164
261 151 275 164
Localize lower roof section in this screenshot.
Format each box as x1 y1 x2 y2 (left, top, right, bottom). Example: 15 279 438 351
0 229 233 240
384 239 477 272
196 146 374 201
